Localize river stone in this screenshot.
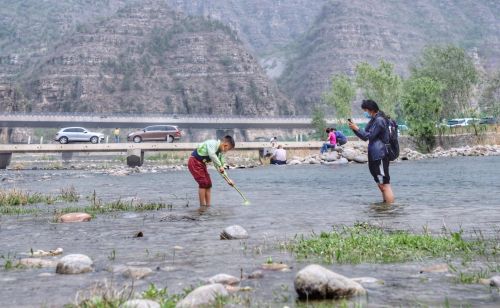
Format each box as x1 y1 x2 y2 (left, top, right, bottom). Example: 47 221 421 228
308 158 321 164
56 254 93 274
288 160 302 165
351 277 383 285
248 270 264 279
294 264 366 300
322 152 339 162
123 267 153 280
17 258 58 268
420 263 449 273
261 263 289 271
31 247 63 257
58 213 91 223
341 149 358 161
353 155 368 163
490 276 500 287
220 225 248 240
120 299 160 308
208 273 240 285
332 157 349 164
176 283 228 308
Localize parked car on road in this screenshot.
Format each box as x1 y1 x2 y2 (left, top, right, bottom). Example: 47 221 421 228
127 125 181 143
54 127 105 144
479 117 498 125
446 118 479 127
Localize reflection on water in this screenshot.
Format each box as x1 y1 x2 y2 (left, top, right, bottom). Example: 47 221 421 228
0 156 500 306
367 202 408 218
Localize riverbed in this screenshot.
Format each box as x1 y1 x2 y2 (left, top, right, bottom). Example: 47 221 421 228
1 156 499 307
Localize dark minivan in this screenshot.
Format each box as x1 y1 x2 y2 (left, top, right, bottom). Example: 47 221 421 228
127 125 181 143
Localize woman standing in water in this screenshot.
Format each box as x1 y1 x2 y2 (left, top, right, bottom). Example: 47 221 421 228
348 99 395 203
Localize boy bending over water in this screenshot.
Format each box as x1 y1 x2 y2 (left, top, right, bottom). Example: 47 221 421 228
188 135 235 207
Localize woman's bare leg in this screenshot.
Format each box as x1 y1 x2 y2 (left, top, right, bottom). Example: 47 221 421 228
378 183 394 203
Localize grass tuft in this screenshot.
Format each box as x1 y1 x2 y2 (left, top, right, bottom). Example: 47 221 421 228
60 186 79 202
288 223 492 264
0 189 55 207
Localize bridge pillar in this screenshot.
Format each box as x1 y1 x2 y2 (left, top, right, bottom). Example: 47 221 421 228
127 149 144 167
216 129 234 140
61 152 74 164
0 153 12 169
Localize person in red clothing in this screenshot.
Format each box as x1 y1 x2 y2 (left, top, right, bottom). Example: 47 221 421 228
188 135 235 207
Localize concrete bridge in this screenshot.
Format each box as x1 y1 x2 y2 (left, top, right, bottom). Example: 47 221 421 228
0 113 363 129
0 141 323 169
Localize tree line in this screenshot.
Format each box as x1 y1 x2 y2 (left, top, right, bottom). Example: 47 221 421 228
319 44 500 152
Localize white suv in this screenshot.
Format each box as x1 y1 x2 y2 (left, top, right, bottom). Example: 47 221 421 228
446 118 479 127
54 127 105 144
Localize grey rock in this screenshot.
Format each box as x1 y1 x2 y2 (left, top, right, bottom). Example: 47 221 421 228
322 152 338 162
341 149 358 161
308 158 321 164
332 157 349 164
420 263 449 273
490 276 500 287
294 264 366 300
56 254 93 274
288 160 302 165
120 299 160 308
351 277 383 285
17 258 58 268
207 273 240 285
123 267 154 280
220 225 249 240
352 155 368 163
176 283 228 308
248 270 264 279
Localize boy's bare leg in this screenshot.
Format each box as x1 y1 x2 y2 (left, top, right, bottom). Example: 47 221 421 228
377 183 394 204
205 188 211 206
198 188 208 206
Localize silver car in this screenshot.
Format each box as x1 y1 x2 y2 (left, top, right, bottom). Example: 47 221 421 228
54 127 105 144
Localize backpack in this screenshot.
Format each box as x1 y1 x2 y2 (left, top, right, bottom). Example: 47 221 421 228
385 119 399 161
335 131 347 145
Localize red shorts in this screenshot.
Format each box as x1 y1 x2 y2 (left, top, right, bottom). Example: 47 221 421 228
188 156 212 188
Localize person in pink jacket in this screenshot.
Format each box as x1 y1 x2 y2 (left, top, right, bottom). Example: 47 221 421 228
320 128 337 154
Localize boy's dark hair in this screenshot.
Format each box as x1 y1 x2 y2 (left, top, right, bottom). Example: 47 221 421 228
361 99 379 112
330 127 336 131
222 135 235 148
325 128 331 133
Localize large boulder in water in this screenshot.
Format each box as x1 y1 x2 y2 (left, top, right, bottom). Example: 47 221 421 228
220 225 248 240
58 213 91 223
294 264 365 300
56 254 93 274
176 284 228 308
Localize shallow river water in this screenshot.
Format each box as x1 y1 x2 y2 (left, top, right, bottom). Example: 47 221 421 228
1 156 500 307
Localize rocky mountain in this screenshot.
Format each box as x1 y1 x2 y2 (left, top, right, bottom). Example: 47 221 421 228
0 0 134 79
3 0 293 115
163 0 328 77
1 0 498 115
278 0 500 112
